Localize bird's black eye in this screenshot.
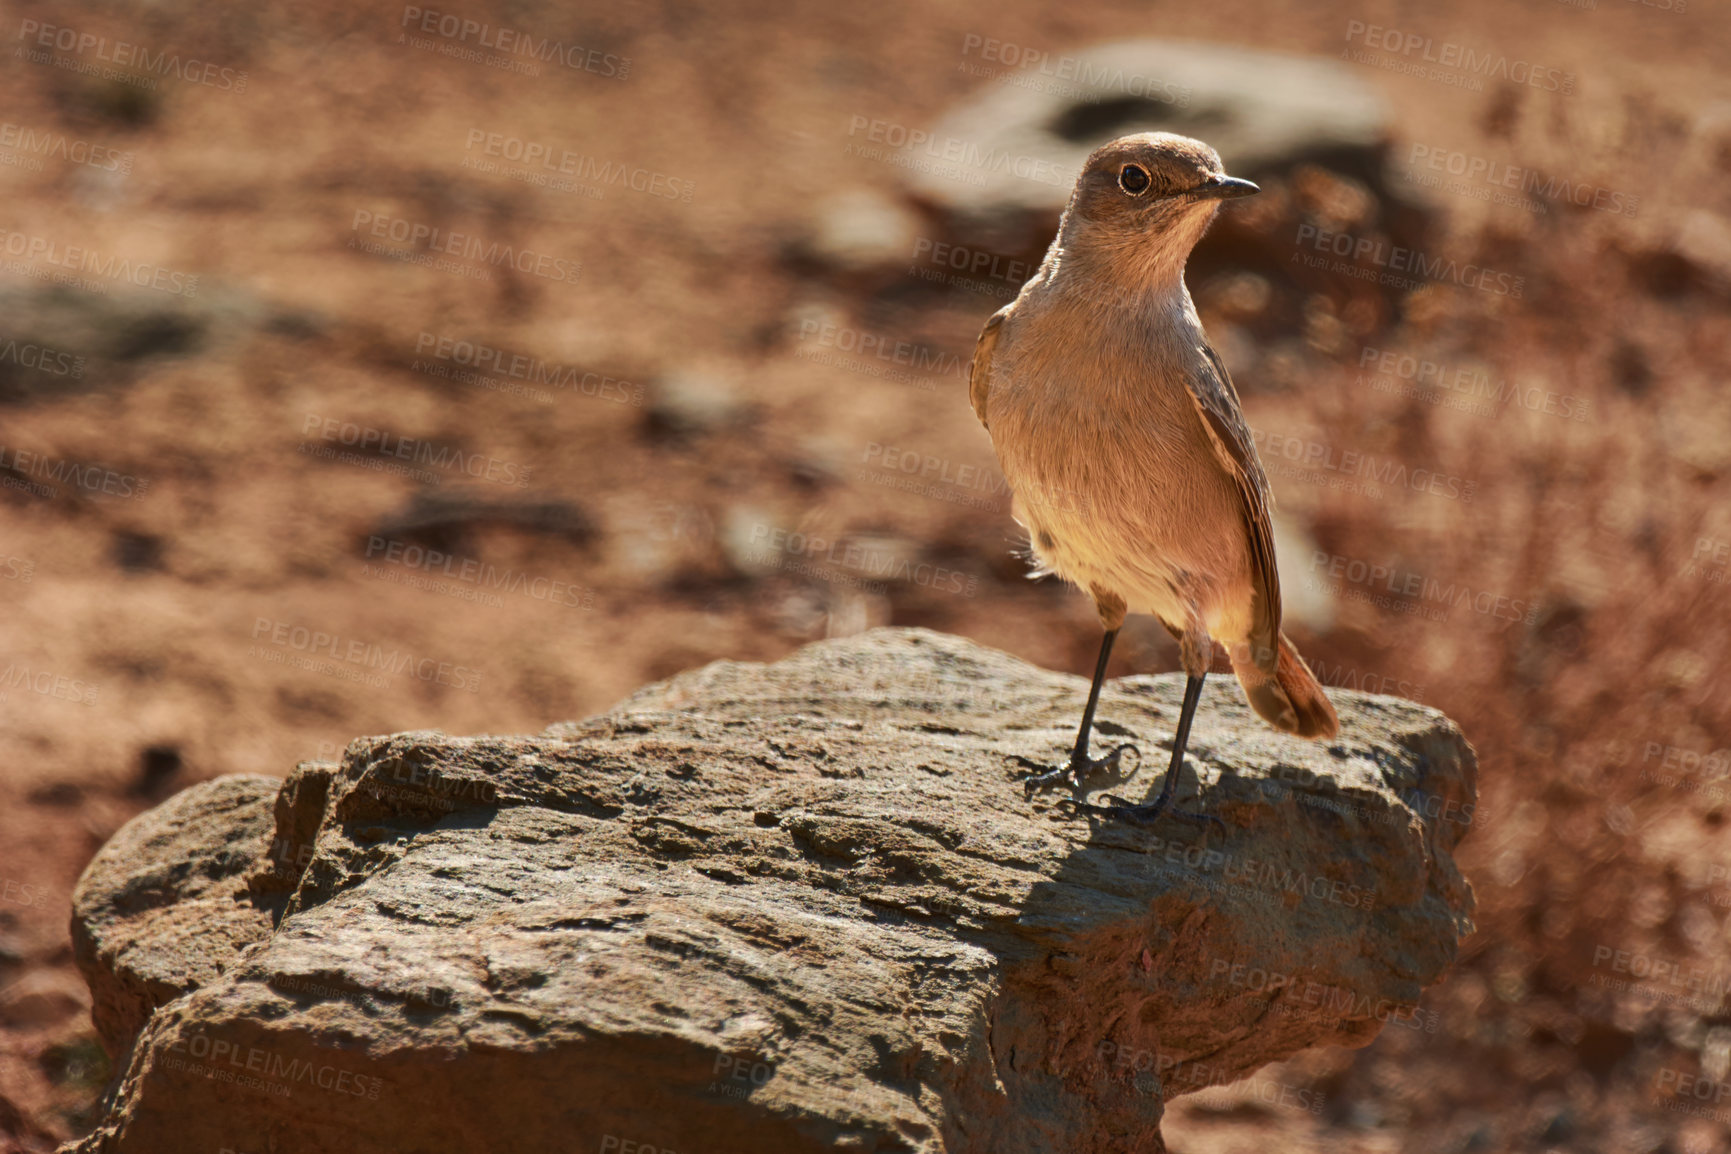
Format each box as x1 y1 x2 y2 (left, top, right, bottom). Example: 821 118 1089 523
1119 164 1151 196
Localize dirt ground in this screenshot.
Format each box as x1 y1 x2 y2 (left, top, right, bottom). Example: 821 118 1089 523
1 0 1729 1150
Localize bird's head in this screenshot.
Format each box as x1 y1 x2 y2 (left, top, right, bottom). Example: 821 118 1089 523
1055 132 1258 289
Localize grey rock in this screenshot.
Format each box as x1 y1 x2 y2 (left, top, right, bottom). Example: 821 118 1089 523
0 969 91 1029
797 189 927 272
0 283 311 405
69 774 281 1058
908 39 1390 234
62 627 1475 1154
1673 210 1731 293
644 369 749 441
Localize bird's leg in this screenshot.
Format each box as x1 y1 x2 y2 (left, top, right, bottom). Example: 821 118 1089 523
1023 589 1139 797
1101 671 1208 821
1022 627 1140 795
1067 615 1225 834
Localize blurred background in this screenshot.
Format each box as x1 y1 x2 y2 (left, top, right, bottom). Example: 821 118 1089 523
1 0 1729 1150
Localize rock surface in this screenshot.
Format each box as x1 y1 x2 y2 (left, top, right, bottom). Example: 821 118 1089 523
63 627 1476 1154
904 40 1391 237
69 774 280 1057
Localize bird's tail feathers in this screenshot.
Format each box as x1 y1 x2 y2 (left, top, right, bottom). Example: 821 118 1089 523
1232 632 1339 740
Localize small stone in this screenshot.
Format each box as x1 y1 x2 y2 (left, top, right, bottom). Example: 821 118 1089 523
0 970 90 1028
800 189 924 272
1673 210 1731 292
643 370 745 441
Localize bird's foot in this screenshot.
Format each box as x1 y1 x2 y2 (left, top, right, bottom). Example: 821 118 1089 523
1016 743 1140 799
1059 793 1227 838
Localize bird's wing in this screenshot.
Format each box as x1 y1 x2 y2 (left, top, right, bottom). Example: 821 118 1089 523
1186 342 1282 672
968 304 1011 429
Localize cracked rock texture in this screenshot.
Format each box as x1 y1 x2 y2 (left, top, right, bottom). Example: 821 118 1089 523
63 627 1476 1154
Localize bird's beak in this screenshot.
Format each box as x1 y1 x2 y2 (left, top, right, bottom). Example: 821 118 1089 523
1190 175 1260 201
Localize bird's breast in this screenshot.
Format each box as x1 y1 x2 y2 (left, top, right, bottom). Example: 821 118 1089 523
988 306 1206 494
982 299 1251 623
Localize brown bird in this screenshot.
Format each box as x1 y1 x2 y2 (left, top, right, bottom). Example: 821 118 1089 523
968 131 1338 824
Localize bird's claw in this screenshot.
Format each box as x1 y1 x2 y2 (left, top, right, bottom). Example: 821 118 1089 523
1021 742 1140 798
1056 792 1227 838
